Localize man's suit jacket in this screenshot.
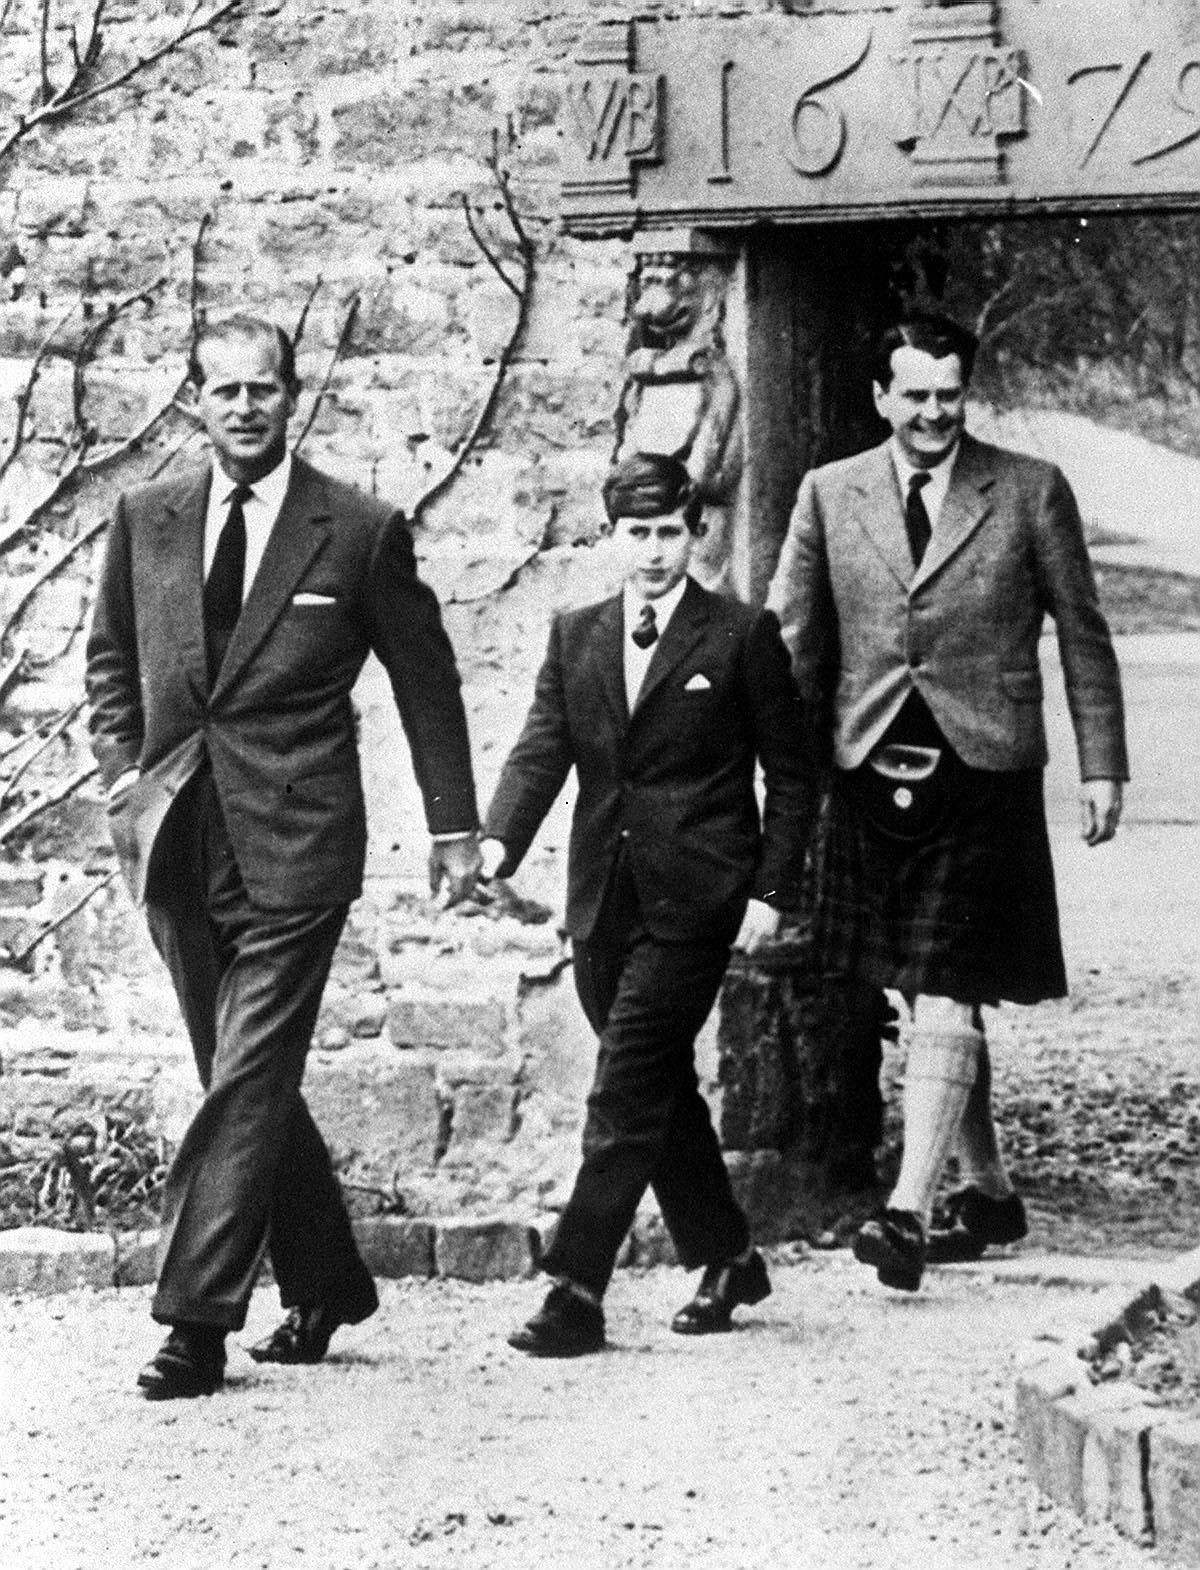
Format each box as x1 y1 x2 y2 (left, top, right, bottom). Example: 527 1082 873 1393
484 577 817 944
86 455 478 908
766 433 1128 781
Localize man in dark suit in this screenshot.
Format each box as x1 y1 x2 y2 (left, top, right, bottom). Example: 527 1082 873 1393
86 314 481 1397
767 312 1128 1291
481 451 817 1355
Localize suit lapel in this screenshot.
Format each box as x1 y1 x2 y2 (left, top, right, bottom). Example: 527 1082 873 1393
582 595 629 730
155 468 210 703
210 456 332 702
849 443 913 591
912 434 995 591
633 576 709 715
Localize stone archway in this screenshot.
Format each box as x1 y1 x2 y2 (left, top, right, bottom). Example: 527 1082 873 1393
558 0 1200 1233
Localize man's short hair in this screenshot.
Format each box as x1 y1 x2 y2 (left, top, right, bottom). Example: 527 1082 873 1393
189 314 300 397
873 312 978 390
601 451 704 533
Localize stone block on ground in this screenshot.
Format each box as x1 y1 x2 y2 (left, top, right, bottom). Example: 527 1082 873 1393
445 1081 518 1152
1149 1418 1200 1565
1079 1393 1162 1541
433 1217 539 1282
353 1218 436 1280
113 1229 159 1288
1014 1351 1086 1502
0 1226 114 1294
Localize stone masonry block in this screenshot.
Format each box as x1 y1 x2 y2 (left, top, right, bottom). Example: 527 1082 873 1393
305 1045 442 1183
1080 1394 1163 1541
446 1082 518 1151
433 1218 539 1282
1149 1418 1200 1565
386 992 510 1054
352 1218 436 1280
0 1226 114 1295
0 870 45 908
1014 1352 1085 1501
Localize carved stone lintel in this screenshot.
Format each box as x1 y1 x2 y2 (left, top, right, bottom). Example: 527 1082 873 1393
563 23 663 203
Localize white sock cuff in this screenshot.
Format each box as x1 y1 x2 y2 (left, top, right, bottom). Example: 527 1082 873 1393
905 1028 984 1090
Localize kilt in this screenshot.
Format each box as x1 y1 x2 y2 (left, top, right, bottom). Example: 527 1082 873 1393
815 762 1067 1005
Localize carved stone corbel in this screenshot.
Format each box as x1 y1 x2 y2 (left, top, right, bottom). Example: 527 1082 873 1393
613 234 742 591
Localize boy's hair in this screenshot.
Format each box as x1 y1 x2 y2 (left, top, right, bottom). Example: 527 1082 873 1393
189 314 301 398
872 312 978 390
601 451 704 533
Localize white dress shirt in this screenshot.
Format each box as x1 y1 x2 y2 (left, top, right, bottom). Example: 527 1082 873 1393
203 453 294 602
623 575 689 713
889 439 959 535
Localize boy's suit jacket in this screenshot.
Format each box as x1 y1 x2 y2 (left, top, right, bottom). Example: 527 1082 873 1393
86 454 477 908
766 433 1128 781
484 577 817 944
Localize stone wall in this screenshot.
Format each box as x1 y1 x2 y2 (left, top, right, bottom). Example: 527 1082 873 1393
0 0 780 1241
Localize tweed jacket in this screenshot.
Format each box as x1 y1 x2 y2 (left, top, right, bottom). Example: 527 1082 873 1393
765 433 1128 780
484 577 818 944
85 455 478 908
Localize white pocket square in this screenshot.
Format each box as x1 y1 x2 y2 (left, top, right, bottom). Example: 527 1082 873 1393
684 673 712 692
292 592 338 606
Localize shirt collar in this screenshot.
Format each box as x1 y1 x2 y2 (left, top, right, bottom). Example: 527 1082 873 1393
213 452 293 513
623 574 689 636
889 439 959 490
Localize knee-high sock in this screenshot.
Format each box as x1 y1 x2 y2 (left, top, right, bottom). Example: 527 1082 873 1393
951 1038 1014 1199
888 1028 983 1226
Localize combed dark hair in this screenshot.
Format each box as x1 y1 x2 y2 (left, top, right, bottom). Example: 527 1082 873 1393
872 312 978 390
601 450 704 533
189 314 300 396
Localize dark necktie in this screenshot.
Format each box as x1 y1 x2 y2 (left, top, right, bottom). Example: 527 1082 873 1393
631 602 658 650
905 470 933 569
204 483 252 684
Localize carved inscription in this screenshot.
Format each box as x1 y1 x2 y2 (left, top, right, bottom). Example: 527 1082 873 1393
893 3 1025 187
787 31 873 177
563 24 664 201
558 11 1200 233
1069 51 1200 170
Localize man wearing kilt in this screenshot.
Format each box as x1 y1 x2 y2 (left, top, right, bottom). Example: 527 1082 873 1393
767 312 1128 1291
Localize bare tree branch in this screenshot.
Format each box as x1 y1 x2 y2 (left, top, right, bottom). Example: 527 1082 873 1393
462 197 520 298
37 0 55 106
292 276 324 357
0 0 246 172
0 697 82 808
0 514 109 657
0 640 27 704
0 761 96 846
410 149 536 526
0 300 77 498
70 275 169 461
292 292 361 454
5 868 118 969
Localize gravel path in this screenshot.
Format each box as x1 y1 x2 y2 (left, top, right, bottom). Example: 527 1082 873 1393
0 1256 1157 1570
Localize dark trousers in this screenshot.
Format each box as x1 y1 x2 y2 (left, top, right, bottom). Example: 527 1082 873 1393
144 772 374 1331
541 854 750 1298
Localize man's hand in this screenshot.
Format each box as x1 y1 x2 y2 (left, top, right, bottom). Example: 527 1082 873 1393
1080 779 1123 846
428 832 483 907
734 898 782 953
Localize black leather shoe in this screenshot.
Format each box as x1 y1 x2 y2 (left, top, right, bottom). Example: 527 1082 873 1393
137 1326 226 1400
508 1283 605 1358
926 1188 1027 1264
671 1250 772 1335
853 1208 926 1292
248 1283 378 1365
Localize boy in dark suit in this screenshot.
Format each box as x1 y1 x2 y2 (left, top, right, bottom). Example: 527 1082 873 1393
481 452 817 1355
